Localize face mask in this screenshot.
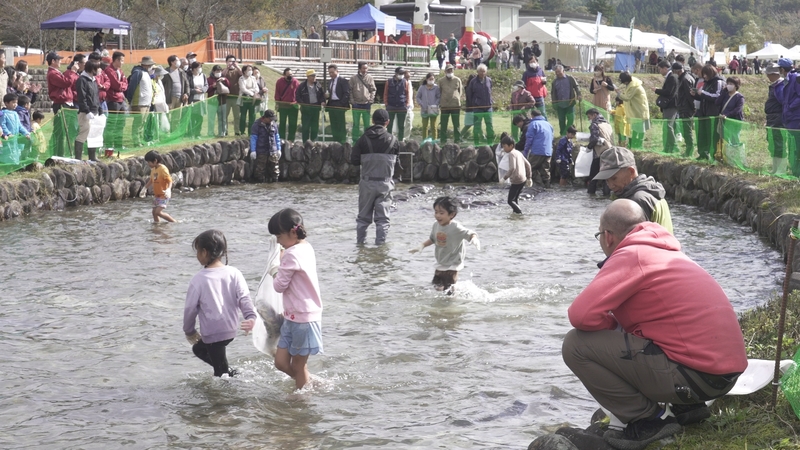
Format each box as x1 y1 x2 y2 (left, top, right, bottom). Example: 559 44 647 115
427 79 434 86
286 75 293 81
214 72 221 78
148 67 155 74
188 58 196 63
530 64 539 70
512 85 521 91
727 84 735 91
446 73 454 79
395 75 402 80
245 70 252 77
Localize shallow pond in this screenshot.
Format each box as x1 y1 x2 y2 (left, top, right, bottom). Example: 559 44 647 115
0 183 783 448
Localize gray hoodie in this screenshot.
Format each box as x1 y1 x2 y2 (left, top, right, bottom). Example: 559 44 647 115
618 174 667 220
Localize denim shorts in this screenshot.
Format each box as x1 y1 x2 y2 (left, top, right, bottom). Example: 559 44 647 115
278 319 323 356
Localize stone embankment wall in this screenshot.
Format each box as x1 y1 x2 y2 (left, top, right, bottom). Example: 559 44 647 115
0 140 502 220
635 153 800 274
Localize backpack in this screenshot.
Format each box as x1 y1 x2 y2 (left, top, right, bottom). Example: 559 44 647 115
125 66 143 103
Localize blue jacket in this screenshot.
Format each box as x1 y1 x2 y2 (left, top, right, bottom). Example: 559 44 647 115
14 106 31 133
0 108 29 137
555 136 573 164
778 71 800 127
466 75 493 112
250 119 281 156
523 115 554 157
716 90 744 121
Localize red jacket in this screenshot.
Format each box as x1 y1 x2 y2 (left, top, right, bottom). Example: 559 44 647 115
274 77 300 103
65 70 80 103
95 70 110 102
47 67 74 104
103 65 128 103
522 66 548 98
568 222 747 376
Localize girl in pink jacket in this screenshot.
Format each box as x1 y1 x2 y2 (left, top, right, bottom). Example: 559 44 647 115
268 208 323 390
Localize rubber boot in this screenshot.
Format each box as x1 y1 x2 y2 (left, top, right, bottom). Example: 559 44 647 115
74 141 83 160
88 148 97 162
356 227 367 245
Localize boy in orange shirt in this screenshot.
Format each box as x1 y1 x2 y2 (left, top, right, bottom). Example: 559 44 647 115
144 150 176 223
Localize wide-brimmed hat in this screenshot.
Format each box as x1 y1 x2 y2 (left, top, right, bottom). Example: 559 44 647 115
306 69 316 77
153 65 168 76
513 80 525 88
765 63 781 75
139 56 155 66
593 147 636 180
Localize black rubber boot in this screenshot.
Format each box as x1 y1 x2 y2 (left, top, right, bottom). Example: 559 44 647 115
74 141 83 160
88 148 97 161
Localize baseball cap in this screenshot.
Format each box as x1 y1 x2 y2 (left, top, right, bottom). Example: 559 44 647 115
445 63 454 72
46 52 64 64
765 63 781 75
306 69 316 77
186 51 197 58
778 58 794 69
671 62 683 71
372 108 390 124
593 147 636 180
395 66 406 75
262 109 276 119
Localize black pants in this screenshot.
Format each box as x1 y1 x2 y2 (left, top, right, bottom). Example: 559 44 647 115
508 182 524 213
192 338 233 376
586 156 609 195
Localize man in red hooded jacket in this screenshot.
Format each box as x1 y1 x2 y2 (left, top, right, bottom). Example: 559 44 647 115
562 199 747 450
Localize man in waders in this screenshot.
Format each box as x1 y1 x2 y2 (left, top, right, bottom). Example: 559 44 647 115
249 109 281 182
560 199 746 450
351 109 402 245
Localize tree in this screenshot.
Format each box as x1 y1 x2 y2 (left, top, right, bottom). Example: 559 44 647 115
272 0 366 38
586 0 615 24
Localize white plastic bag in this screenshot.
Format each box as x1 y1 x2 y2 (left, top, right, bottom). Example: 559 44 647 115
85 114 107 148
495 142 509 184
252 235 284 357
574 146 594 178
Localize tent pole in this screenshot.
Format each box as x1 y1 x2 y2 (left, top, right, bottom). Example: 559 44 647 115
73 24 77 53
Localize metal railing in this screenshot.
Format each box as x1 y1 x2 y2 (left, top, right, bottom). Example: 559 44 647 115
215 37 430 66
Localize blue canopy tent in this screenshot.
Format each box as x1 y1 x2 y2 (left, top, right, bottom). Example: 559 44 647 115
326 3 411 33
40 8 132 53
614 52 636 72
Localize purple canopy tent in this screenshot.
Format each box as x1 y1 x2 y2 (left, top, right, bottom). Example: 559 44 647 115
40 8 133 53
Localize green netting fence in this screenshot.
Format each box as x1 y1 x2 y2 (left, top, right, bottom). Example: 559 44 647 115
3 97 799 181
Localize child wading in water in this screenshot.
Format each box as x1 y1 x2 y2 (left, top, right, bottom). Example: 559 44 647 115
268 209 323 390
144 150 177 223
184 229 256 377
500 134 532 214
409 196 480 294
555 126 576 186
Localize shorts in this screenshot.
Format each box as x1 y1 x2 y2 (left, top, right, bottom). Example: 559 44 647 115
153 197 169 208
278 319 323 356
432 270 459 290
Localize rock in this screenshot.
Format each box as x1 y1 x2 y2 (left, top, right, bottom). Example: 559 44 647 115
0 182 10 202
292 142 306 162
198 165 211 186
111 178 129 200
129 180 143 198
328 142 344 164
421 163 438 182
479 162 497 182
168 151 186 171
221 161 236 184
67 165 86 185
193 145 207 165
442 143 461 165
210 165 224 185
306 144 323 178
438 163 450 181
39 173 54 196
464 160 479 181
100 184 112 203
335 162 350 180
404 140 420 160
91 185 102 203
219 141 230 162
63 169 77 188
449 164 464 180
18 179 39 201
210 142 222 164
4 200 23 219
321 160 335 180
527 434 579 450
790 273 800 292
183 148 197 167
76 186 92 205
476 145 494 165
288 161 305 180
343 142 352 163
458 146 477 164
184 167 195 188
50 168 67 189
420 141 436 164
413 161 426 181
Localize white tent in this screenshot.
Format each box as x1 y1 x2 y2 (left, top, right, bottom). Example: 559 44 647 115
501 21 596 70
791 45 800 55
747 43 800 60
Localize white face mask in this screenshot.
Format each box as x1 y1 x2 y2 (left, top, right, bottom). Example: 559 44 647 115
214 72 221 78
446 73 454 79
188 58 196 63
512 85 521 91
395 75 402 80
727 84 735 92
530 64 539 70
245 70 252 77
427 79 434 86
